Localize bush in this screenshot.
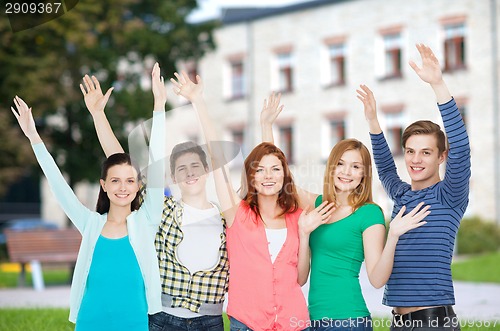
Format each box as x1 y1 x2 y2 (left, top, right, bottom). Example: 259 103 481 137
456 217 500 255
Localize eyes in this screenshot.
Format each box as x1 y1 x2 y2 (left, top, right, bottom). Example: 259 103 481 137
337 161 362 170
405 150 432 156
256 166 282 173
176 164 201 173
110 179 136 184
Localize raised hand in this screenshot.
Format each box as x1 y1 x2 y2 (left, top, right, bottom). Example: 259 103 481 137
409 44 443 85
388 202 430 239
260 92 283 127
170 71 203 102
356 84 378 122
80 75 114 116
11 96 41 144
152 62 167 110
298 201 336 236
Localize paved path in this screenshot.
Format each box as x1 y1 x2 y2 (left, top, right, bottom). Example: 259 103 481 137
1 272 499 323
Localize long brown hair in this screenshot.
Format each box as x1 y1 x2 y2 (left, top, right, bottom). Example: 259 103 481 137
240 142 299 217
323 139 373 211
96 153 141 214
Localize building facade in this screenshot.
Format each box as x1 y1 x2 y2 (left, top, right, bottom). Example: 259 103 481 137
171 0 500 221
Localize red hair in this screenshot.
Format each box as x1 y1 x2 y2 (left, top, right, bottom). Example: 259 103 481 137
240 142 299 217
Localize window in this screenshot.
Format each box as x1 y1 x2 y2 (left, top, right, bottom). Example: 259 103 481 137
382 105 405 156
278 125 294 164
444 23 466 71
327 43 346 86
386 126 403 156
277 52 294 93
231 129 244 147
322 117 346 160
230 60 245 99
186 65 198 84
383 33 402 79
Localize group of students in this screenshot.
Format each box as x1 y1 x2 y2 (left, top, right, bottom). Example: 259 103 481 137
10 43 470 331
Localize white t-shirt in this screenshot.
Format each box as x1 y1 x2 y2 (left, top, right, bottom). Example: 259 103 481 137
163 201 224 318
264 227 287 263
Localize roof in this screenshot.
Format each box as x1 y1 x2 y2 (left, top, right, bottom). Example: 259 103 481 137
221 0 351 25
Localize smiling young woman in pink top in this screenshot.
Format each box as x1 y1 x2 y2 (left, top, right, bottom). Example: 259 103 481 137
170 72 335 331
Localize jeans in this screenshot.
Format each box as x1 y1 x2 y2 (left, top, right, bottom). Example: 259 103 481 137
148 312 224 331
229 316 311 331
312 316 373 331
229 317 253 331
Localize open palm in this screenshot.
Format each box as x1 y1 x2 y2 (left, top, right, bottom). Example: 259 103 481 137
170 71 203 102
409 44 443 85
11 96 37 139
80 75 113 115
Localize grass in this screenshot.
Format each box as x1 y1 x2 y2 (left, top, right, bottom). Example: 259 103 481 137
0 308 74 331
0 254 498 330
0 251 498 289
452 252 500 283
0 266 70 288
0 310 498 331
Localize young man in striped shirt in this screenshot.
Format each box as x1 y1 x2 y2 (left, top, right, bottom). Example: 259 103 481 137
358 44 470 330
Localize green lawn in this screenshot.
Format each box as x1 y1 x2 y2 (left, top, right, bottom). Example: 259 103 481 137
451 252 500 283
0 268 70 288
0 310 498 331
1 252 498 289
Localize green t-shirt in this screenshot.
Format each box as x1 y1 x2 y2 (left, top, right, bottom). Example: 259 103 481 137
308 196 385 320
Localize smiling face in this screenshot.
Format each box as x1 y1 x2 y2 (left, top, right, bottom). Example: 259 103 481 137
172 152 208 196
333 149 365 194
251 154 285 197
404 134 446 190
99 164 140 208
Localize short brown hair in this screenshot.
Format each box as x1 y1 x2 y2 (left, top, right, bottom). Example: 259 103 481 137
170 141 208 175
402 120 447 155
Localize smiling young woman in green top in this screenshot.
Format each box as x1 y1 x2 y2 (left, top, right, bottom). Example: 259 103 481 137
262 111 430 330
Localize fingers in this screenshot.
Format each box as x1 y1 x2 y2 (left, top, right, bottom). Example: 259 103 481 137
314 201 337 219
11 106 19 119
79 84 86 96
180 71 189 84
103 87 114 103
91 76 101 91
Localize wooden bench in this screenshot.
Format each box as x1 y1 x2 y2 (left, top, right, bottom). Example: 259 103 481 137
5 228 81 290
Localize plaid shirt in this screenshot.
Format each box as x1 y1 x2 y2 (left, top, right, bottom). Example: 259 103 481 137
154 196 229 313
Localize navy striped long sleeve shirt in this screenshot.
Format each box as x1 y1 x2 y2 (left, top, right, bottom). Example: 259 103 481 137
370 98 471 307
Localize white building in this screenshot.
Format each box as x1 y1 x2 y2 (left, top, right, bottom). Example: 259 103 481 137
41 0 500 225
171 0 500 222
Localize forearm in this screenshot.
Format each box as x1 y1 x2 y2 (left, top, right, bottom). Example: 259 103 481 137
142 109 166 225
261 122 274 144
430 79 452 105
297 233 311 286
367 236 398 288
91 112 124 157
27 132 42 145
367 118 382 135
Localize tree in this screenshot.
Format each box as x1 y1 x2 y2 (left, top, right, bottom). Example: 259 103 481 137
0 0 216 203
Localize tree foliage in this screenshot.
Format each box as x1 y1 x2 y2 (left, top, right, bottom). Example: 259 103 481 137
0 0 216 196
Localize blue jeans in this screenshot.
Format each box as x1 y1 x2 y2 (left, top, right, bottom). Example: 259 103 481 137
312 316 373 331
148 312 224 331
229 317 253 331
229 316 311 331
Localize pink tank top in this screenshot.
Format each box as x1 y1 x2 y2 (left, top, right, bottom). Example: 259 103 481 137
226 201 309 331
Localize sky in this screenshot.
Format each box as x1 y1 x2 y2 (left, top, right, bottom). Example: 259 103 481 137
189 0 313 22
